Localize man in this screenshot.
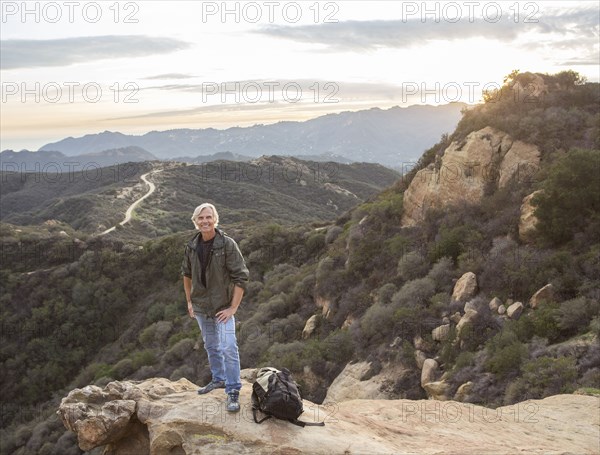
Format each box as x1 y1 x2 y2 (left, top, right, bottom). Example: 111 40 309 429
181 203 249 412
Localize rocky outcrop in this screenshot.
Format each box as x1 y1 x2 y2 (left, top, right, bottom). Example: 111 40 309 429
519 190 542 242
315 295 334 319
452 272 478 302
302 315 318 339
402 127 540 226
432 324 451 342
530 283 555 309
323 361 414 403
58 378 600 455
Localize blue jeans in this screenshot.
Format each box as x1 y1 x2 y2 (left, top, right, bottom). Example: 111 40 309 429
195 314 242 394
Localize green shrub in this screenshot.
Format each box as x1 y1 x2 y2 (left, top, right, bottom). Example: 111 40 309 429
533 149 600 246
397 251 430 281
505 356 578 404
361 303 395 343
558 298 600 334
112 358 134 379
377 283 397 305
531 302 561 342
485 330 527 378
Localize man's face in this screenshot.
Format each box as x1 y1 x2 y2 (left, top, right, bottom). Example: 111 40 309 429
196 208 216 234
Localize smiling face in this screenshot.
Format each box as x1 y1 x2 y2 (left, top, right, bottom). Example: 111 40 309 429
196 207 216 238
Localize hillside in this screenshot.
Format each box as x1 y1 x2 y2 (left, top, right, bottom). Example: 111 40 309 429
0 147 159 169
1 71 599 454
37 103 466 166
0 156 399 237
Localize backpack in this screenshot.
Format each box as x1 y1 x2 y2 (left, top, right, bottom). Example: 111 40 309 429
251 367 325 427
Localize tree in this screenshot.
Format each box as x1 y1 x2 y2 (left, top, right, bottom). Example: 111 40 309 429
533 149 600 245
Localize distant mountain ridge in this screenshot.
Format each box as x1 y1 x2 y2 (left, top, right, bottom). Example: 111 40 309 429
1 146 158 170
37 103 466 166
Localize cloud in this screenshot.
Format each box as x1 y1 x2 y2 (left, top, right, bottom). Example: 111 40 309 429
142 79 403 101
109 80 407 121
254 7 599 51
0 35 191 69
143 73 196 80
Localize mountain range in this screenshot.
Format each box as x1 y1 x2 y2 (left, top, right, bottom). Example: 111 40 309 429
35 103 466 166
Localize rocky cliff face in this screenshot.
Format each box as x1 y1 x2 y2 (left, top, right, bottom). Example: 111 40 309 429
58 377 599 454
402 127 540 226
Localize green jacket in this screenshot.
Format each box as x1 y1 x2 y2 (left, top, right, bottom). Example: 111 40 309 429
181 228 249 316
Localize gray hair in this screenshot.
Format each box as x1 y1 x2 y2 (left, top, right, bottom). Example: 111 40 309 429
191 203 219 229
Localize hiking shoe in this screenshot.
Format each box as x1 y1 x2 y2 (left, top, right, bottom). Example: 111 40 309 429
226 392 240 412
197 380 225 395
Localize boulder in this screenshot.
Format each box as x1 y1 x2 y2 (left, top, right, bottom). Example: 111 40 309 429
452 272 478 302
302 315 318 339
507 302 524 320
456 309 479 339
519 191 542 243
489 297 502 312
432 324 451 342
413 335 427 351
450 312 462 324
498 304 507 315
58 378 600 455
454 382 473 402
421 359 439 387
530 284 555 309
423 380 451 401
415 350 428 369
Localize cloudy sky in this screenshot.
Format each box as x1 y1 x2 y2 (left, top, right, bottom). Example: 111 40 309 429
1 1 598 151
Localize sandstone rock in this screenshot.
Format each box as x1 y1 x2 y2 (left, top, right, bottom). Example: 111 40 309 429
415 350 428 369
530 283 555 309
58 378 600 455
401 127 540 226
302 315 318 339
519 190 542 242
507 302 524 320
315 295 334 319
498 304 506 315
450 312 462 324
432 324 451 342
454 381 473 402
489 297 502 312
421 359 439 387
413 335 427 351
456 309 479 339
342 314 356 330
452 272 478 302
324 361 396 403
423 380 451 401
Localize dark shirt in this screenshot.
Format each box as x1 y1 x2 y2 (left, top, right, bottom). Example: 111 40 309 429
196 236 214 287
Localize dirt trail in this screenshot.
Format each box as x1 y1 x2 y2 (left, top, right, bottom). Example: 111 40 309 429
99 169 162 235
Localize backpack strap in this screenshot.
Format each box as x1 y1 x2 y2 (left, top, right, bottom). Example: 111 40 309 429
251 387 273 424
252 408 273 424
292 419 325 427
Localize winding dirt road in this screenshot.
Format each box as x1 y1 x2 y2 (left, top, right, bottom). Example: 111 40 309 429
99 169 162 235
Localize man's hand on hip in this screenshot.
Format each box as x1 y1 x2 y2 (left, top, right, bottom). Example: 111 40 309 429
216 307 236 324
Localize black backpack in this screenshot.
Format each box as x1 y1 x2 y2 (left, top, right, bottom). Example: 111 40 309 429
251 367 325 427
